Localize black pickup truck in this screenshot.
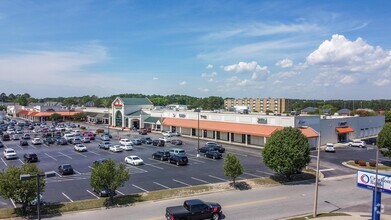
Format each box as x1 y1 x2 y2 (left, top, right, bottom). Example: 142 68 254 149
165 199 222 220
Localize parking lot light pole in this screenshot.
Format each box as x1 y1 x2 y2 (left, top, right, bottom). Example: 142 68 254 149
196 109 200 157
313 130 321 218
20 171 56 220
373 148 389 220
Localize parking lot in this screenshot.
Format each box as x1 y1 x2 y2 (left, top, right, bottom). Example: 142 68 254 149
0 121 385 208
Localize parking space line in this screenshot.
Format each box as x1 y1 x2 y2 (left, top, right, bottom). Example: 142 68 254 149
16 145 23 150
44 144 50 148
191 177 211 184
10 199 16 208
18 159 25 165
1 158 8 166
147 158 181 167
73 169 82 175
116 190 125 195
88 166 93 169
256 170 274 176
208 175 229 182
310 155 318 158
144 163 164 170
45 153 57 161
173 179 192 187
30 145 37 149
73 151 88 158
153 182 171 189
132 184 149 192
88 150 101 156
125 164 149 173
86 190 100 199
187 157 206 163
54 171 63 177
58 152 72 159
319 168 335 172
62 192 74 202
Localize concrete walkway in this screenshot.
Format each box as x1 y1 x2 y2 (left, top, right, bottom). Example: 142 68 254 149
312 212 391 220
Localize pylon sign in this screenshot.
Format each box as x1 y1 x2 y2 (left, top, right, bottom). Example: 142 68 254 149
357 170 391 194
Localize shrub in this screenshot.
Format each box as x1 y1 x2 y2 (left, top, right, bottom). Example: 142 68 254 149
369 161 377 167
358 160 367 166
354 160 360 164
96 129 104 134
80 126 86 130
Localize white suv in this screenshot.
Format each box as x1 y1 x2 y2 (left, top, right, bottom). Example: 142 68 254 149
119 139 132 146
348 140 366 148
3 148 17 160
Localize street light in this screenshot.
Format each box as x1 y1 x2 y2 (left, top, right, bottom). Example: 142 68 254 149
107 107 110 135
313 130 321 218
195 108 200 157
20 171 56 220
373 147 389 220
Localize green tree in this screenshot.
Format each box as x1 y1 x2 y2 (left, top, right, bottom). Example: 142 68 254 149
262 127 310 180
50 113 62 121
16 95 29 106
73 112 87 121
0 164 45 215
90 159 129 205
384 111 391 123
378 122 391 158
223 154 244 186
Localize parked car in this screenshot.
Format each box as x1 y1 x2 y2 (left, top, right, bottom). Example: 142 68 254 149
29 194 45 206
23 133 31 139
119 144 133 151
109 145 123 153
132 139 142 145
362 137 377 145
163 131 181 137
325 143 335 153
98 141 112 150
165 199 222 220
171 139 183 145
70 137 81 145
2 134 10 141
348 140 366 148
24 153 39 163
93 186 110 197
152 139 165 147
152 150 170 161
12 134 21 140
74 144 87 152
56 137 68 145
145 137 152 144
93 158 108 165
119 139 132 146
0 141 3 148
43 137 55 145
138 129 147 135
199 146 215 154
3 148 17 160
204 142 225 153
81 137 91 143
204 151 223 159
169 154 188 166
169 148 186 155
58 164 74 175
124 155 144 165
31 138 42 145
20 139 28 146
159 137 171 143
100 135 110 141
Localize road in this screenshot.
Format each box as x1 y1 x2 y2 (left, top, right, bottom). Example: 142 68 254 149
51 176 391 220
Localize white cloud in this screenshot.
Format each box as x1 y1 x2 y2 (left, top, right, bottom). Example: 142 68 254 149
226 76 238 82
203 88 209 92
276 71 299 78
237 79 251 86
179 81 187 86
223 61 268 73
374 79 390 86
153 77 159 80
201 72 217 78
206 64 213 69
275 58 293 68
207 78 214 82
306 34 391 87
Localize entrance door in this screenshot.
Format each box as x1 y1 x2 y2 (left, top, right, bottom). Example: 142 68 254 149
338 134 347 143
115 111 122 127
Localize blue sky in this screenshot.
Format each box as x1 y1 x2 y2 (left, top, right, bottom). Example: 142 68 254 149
0 0 390 99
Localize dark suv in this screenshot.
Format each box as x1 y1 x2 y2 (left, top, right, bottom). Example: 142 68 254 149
43 137 55 145
58 164 74 175
204 142 225 153
152 139 165 147
2 134 10 141
24 153 39 163
152 151 170 161
169 154 188 166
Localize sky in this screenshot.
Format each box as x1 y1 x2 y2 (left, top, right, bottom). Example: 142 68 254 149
0 0 390 100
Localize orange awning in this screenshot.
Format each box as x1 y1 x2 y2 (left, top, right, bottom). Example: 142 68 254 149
336 126 354 134
163 118 319 138
299 127 319 138
33 112 80 117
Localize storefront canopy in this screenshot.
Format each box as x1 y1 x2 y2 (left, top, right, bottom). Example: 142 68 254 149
335 126 354 134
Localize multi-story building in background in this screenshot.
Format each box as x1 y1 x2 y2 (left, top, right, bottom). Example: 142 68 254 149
224 98 289 114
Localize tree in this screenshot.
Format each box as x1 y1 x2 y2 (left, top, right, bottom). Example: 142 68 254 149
384 111 391 123
223 154 244 186
90 159 129 205
262 127 310 180
0 164 45 215
73 112 87 121
50 113 62 122
378 122 391 158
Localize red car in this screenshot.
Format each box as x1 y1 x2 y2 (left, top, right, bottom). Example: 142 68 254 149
83 133 95 140
139 129 147 135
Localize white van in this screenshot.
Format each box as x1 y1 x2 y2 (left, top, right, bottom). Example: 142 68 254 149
169 148 186 155
63 133 75 141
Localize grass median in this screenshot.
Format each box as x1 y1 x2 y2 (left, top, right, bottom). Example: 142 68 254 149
0 172 315 219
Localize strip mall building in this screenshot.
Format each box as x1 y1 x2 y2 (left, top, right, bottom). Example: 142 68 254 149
110 97 385 148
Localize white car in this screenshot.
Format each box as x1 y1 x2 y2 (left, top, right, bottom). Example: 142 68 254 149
31 138 42 145
81 137 91 143
159 137 171 143
74 144 87 152
325 143 335 153
3 148 17 160
119 139 133 146
109 145 123 153
124 155 144 166
162 131 174 137
120 145 133 151
348 140 366 148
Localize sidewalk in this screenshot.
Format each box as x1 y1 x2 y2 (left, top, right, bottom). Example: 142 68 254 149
312 212 391 220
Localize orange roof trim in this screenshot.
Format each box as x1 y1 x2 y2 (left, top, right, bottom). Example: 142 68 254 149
336 126 354 134
163 118 319 138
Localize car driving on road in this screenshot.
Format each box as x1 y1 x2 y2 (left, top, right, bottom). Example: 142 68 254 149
74 144 87 152
124 155 144 166
165 199 222 220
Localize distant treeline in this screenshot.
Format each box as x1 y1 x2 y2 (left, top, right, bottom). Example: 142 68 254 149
1 93 391 112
